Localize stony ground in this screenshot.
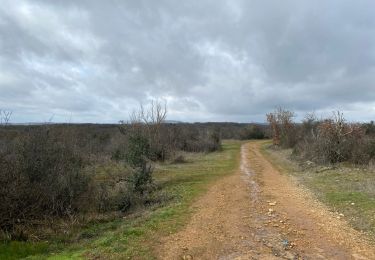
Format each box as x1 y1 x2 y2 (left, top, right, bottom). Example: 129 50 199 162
156 141 375 259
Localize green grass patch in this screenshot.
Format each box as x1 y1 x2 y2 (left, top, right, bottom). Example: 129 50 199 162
1 140 242 260
261 141 375 236
0 241 49 260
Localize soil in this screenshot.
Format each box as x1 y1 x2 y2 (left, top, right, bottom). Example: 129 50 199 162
156 141 375 259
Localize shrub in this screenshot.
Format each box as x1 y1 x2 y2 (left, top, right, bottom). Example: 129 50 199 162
364 121 375 136
267 107 297 148
125 134 150 168
311 113 364 163
0 127 87 238
350 137 375 165
207 127 222 151
126 140 153 194
292 111 374 165
240 125 265 140
172 155 187 164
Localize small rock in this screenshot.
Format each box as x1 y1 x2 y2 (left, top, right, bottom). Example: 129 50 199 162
268 201 277 206
181 254 193 260
306 160 314 166
283 251 296 259
265 242 273 248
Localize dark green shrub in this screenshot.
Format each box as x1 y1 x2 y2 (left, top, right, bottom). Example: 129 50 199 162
125 134 150 168
124 132 154 198
240 125 265 140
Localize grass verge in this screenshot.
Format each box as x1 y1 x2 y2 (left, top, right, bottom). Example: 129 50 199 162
0 140 242 260
261 141 375 237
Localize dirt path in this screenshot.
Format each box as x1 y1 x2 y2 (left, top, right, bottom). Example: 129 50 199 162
156 141 375 259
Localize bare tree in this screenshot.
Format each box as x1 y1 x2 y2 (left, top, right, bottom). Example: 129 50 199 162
0 110 12 126
129 100 167 125
267 107 295 147
266 112 280 146
121 100 169 160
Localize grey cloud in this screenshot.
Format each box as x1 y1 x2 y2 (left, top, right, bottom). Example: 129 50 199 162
1 0 375 123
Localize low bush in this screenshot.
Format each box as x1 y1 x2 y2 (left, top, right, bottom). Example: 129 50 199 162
268 109 375 165
172 155 187 164
240 125 265 140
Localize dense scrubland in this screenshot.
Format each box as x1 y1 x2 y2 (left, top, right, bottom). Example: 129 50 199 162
0 103 265 258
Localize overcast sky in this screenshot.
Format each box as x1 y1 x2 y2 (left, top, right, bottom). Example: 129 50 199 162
1 0 375 123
